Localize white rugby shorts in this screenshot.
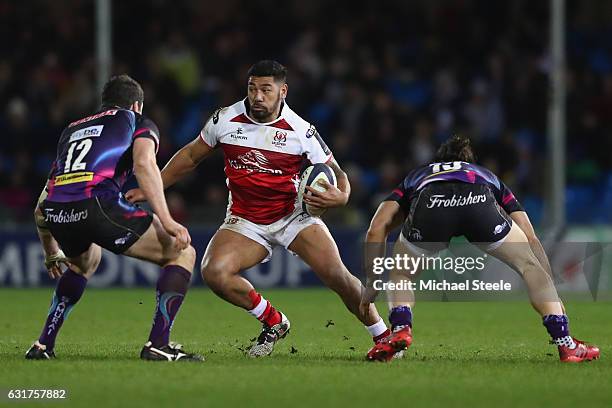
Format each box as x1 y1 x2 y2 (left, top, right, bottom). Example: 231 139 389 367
219 208 324 262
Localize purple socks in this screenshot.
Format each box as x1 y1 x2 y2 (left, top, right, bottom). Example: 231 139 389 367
38 269 87 351
147 265 191 347
543 314 570 339
37 265 192 351
543 314 576 348
389 305 413 330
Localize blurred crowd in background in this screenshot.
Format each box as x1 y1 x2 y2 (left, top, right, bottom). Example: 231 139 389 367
1 0 611 227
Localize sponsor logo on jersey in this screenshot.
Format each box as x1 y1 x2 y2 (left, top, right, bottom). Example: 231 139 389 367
426 192 487 208
54 171 94 186
44 208 88 223
114 232 133 246
230 127 248 140
68 109 117 127
228 149 282 175
272 131 287 147
306 124 316 138
69 125 104 142
494 222 508 235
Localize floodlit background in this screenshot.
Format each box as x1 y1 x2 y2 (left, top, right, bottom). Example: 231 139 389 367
0 3 610 407
0 0 610 288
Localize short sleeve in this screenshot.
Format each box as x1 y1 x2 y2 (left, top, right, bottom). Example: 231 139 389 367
495 179 524 214
199 108 223 148
384 179 411 215
303 124 333 164
133 116 160 153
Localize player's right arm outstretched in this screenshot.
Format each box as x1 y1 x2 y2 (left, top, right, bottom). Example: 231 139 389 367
125 135 213 202
126 113 216 203
159 135 214 188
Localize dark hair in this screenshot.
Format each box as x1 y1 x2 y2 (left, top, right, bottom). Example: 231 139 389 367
101 74 144 109
435 134 476 162
247 60 287 83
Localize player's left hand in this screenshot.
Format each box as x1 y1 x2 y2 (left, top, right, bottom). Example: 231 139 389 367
304 180 349 208
44 250 69 279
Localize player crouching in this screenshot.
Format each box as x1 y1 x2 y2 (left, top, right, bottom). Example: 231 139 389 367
362 135 600 363
26 75 202 362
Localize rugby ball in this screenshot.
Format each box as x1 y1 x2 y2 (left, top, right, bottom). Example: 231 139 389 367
298 163 337 217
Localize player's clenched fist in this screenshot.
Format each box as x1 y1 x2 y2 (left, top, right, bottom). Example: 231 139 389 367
44 250 69 279
162 219 191 251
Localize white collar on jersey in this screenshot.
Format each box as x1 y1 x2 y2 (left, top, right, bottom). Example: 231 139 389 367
242 98 287 125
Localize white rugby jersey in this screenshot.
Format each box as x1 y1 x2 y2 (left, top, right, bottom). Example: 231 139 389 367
199 99 333 224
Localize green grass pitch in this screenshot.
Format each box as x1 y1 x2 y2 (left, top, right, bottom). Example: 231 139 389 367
0 288 610 407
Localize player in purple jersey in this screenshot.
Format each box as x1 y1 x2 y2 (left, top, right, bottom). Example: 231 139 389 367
26 75 202 361
362 135 600 363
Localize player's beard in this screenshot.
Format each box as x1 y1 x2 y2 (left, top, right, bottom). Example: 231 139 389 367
250 93 281 122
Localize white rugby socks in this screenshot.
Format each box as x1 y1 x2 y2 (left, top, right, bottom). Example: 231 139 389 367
366 319 389 338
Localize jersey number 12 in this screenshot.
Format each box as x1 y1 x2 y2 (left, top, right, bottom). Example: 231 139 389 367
64 139 93 173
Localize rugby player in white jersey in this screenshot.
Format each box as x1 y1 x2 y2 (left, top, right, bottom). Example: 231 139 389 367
127 60 390 357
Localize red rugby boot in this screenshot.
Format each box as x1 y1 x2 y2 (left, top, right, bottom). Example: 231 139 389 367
558 338 600 363
366 326 412 362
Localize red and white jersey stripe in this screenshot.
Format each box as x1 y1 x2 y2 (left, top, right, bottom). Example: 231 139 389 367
199 99 333 224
